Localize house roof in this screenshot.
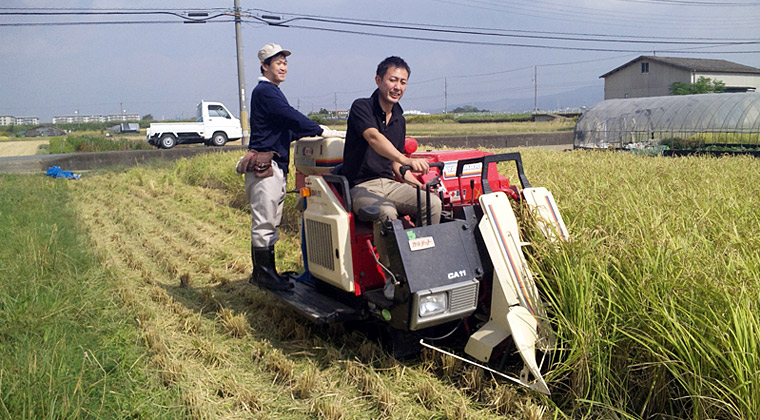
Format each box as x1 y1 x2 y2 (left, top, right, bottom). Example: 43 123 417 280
600 56 760 78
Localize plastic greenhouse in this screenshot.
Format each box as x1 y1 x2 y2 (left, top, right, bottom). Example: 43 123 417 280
574 93 760 152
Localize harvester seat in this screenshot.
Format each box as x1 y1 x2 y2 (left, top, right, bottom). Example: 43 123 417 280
356 205 382 223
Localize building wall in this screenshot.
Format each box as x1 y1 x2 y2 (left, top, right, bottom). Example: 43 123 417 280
15 117 39 125
52 114 140 124
695 72 760 91
1 116 40 126
604 59 691 99
604 59 760 99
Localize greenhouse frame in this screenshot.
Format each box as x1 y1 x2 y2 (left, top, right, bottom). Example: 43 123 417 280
574 93 760 151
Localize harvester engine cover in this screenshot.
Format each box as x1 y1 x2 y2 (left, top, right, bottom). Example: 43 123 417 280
382 212 483 331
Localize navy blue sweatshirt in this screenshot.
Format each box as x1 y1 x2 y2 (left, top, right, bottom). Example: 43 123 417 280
249 78 322 174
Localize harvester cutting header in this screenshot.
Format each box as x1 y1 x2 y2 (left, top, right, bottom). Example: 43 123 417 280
261 135 570 395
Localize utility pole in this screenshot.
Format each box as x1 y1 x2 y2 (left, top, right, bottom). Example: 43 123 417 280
444 77 448 114
234 0 249 145
533 65 538 113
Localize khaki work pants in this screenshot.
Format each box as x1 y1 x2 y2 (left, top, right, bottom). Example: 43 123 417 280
245 161 286 248
350 177 442 226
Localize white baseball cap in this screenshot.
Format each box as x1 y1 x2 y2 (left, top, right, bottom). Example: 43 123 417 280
258 43 291 62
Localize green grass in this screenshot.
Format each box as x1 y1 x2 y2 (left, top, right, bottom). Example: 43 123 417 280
46 134 153 154
0 175 184 419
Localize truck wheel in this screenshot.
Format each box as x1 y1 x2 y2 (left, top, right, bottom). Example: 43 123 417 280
211 132 228 147
159 134 177 149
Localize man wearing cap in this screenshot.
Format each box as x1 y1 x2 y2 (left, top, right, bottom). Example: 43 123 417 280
246 43 343 291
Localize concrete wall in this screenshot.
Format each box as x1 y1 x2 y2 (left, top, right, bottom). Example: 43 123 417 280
417 131 573 149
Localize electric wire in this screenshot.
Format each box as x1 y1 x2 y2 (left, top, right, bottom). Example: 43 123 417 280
3 7 759 49
268 22 760 54
427 0 760 29
243 6 760 41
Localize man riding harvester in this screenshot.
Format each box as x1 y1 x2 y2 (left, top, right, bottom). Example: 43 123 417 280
257 133 570 395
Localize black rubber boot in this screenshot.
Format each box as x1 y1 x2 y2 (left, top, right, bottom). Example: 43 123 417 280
248 244 259 285
252 246 293 291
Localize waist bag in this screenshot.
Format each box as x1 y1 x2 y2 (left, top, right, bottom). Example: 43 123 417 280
236 150 275 178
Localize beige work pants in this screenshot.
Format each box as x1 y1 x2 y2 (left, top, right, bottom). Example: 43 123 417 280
349 177 441 226
245 161 286 248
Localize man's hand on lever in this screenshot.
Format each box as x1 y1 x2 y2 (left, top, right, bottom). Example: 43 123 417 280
403 157 429 174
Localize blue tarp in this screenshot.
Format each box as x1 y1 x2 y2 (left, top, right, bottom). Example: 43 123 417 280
46 166 80 180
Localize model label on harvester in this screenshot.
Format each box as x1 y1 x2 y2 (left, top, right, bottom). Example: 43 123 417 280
409 236 435 251
443 161 482 179
447 269 467 280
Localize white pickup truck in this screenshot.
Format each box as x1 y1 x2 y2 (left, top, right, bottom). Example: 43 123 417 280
146 101 243 149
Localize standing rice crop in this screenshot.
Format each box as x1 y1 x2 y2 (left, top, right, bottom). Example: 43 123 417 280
519 149 760 419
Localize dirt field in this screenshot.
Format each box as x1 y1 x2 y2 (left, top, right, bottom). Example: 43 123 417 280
0 140 48 157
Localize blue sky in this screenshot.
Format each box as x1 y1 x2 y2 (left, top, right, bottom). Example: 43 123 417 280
1 0 759 122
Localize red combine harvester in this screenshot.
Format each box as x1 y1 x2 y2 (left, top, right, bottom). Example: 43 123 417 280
271 136 569 394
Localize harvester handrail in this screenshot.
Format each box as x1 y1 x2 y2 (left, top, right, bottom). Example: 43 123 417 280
453 153 533 197
481 153 532 192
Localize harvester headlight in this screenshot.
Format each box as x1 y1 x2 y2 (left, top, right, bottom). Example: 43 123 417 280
418 292 448 317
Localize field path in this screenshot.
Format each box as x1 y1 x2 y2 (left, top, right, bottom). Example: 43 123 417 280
0 139 48 157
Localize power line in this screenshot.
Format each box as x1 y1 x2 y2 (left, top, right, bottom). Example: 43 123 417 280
611 0 759 6
273 16 760 46
0 9 231 23
240 9 760 44
0 20 231 27
266 22 760 54
428 0 760 29
4 7 759 47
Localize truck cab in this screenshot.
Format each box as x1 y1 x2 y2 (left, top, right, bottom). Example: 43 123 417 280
146 101 243 149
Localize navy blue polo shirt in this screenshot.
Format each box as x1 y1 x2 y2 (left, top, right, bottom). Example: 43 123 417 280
249 78 322 174
342 89 406 188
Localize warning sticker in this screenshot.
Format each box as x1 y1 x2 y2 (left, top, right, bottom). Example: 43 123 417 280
409 236 435 251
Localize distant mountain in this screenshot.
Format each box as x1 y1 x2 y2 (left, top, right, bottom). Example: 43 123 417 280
435 85 603 114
